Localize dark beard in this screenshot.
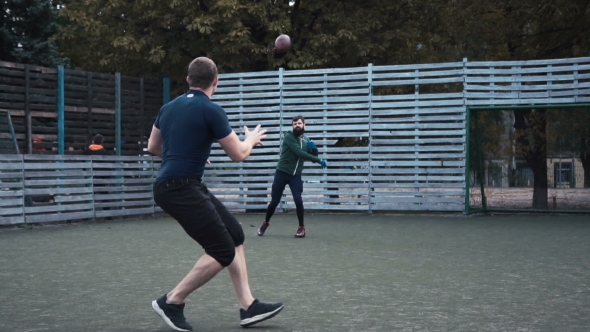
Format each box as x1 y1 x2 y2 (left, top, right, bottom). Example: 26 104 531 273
293 127 305 136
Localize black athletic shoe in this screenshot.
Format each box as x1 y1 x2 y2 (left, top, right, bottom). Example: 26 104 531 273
151 294 193 331
295 226 305 238
239 299 284 327
257 221 270 236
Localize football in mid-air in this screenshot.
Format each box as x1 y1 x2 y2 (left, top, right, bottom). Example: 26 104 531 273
274 34 291 53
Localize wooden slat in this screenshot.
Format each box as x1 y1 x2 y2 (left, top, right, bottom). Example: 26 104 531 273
284 203 368 211
465 57 590 67
0 190 23 197
0 155 23 161
95 200 153 208
0 206 23 219
24 178 92 186
0 163 23 170
23 163 91 170
24 203 94 214
370 197 464 203
464 83 588 92
465 97 577 106
24 187 93 195
91 171 153 177
0 181 24 188
0 198 23 207
371 190 464 196
25 211 95 223
95 207 154 218
368 182 464 188
371 107 465 116
93 178 153 185
0 215 25 225
0 206 24 215
53 194 94 203
370 204 463 211
23 170 92 177
372 129 465 137
92 185 152 193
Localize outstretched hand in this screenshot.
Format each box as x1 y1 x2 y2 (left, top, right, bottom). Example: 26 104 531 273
244 124 268 147
319 159 327 169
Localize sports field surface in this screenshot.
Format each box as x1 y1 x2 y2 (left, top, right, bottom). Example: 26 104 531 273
1 213 589 332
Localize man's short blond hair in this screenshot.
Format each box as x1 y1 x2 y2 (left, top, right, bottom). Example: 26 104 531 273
187 57 218 89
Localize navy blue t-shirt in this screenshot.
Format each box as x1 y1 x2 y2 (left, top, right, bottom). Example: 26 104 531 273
154 90 232 181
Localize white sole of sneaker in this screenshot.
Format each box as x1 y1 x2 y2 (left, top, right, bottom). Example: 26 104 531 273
240 304 285 327
151 300 192 332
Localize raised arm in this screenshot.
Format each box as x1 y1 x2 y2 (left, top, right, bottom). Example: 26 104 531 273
218 125 267 162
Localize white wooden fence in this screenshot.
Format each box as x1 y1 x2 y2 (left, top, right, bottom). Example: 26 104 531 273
0 155 157 225
1 57 590 224
209 57 590 213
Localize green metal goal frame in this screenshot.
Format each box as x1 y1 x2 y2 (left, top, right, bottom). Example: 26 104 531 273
465 103 590 215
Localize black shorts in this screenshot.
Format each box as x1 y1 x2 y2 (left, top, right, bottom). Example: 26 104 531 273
153 177 244 267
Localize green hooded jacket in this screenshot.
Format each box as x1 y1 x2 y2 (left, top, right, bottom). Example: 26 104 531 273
276 131 321 176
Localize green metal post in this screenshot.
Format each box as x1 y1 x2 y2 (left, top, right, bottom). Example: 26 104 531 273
368 63 373 212
115 73 121 156
114 73 123 214
474 110 487 211
57 65 65 155
278 68 284 212
163 77 171 104
469 103 590 111
464 107 471 214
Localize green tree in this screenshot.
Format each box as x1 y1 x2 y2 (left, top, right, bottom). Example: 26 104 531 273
55 0 590 74
56 0 419 79
416 0 590 62
0 0 67 66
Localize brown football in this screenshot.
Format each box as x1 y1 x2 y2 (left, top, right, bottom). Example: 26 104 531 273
274 34 292 53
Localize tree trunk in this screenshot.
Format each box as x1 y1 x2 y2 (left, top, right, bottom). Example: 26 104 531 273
513 109 548 209
531 160 548 209
581 152 590 188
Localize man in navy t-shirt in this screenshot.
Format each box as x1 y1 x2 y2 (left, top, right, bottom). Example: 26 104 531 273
148 57 283 332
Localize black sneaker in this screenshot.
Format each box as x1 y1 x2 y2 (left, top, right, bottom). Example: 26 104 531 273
294 226 305 238
257 221 270 236
239 299 284 327
151 294 193 331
